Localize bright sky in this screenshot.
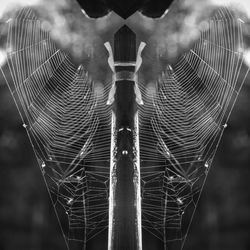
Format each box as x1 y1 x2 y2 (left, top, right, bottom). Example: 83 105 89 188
211 0 250 16
0 0 39 18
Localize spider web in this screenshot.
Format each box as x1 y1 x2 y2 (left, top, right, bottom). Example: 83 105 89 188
1 5 249 250
138 7 249 249
0 8 112 250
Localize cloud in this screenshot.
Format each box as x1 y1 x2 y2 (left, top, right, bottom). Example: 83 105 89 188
0 0 123 80
0 0 96 62
149 0 216 63
0 0 40 18
0 49 7 67
211 0 250 17
33 0 103 63
147 0 250 64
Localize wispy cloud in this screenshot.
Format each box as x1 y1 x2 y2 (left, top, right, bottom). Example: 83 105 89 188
0 0 40 18
211 0 250 17
148 0 250 64
150 0 216 62
0 0 123 84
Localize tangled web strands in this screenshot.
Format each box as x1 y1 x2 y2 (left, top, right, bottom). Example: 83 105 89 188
0 8 112 249
138 7 249 249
